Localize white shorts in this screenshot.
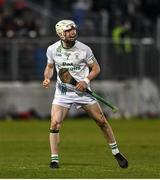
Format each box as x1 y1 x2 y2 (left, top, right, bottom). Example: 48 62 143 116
52 83 97 109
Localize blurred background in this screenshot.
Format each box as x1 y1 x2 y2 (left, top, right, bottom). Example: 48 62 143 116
0 0 160 119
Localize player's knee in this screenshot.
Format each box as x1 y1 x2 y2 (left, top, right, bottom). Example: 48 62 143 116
96 114 107 128
50 120 61 130
96 119 107 128
95 114 107 128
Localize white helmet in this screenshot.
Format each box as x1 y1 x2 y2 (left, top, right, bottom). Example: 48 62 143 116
55 20 77 40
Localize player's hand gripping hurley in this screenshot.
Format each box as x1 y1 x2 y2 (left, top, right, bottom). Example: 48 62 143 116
59 68 118 113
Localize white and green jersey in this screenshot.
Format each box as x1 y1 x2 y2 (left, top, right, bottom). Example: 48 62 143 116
46 40 97 83
46 40 97 107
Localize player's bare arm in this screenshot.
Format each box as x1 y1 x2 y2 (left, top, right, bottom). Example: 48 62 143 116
87 61 101 81
43 63 54 88
76 62 100 92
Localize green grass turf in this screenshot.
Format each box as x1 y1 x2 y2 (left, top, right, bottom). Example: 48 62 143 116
0 118 160 178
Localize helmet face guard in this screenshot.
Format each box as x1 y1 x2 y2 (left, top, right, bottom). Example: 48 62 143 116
55 20 77 41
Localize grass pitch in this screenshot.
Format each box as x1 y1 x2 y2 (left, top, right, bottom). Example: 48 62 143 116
0 118 160 178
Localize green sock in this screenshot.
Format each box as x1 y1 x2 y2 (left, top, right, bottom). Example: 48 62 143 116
51 154 59 163
109 142 120 155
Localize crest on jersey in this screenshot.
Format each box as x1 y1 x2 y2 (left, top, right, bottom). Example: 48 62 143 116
64 52 71 60
74 53 80 60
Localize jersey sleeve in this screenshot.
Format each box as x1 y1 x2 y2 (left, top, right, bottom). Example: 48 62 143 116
46 46 55 64
86 46 97 64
